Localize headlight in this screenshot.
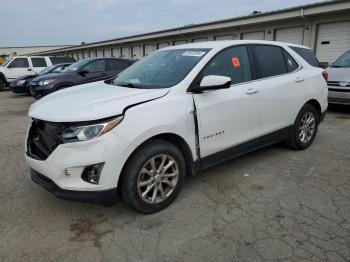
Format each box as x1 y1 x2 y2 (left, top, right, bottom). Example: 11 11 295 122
39 79 55 86
60 116 123 142
17 80 26 85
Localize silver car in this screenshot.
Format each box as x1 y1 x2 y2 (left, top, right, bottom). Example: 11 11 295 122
326 50 350 105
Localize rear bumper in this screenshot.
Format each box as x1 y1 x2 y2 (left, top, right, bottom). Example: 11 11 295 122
31 168 118 205
328 89 350 105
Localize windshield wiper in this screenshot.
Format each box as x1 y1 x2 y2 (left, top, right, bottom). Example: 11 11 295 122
115 82 140 88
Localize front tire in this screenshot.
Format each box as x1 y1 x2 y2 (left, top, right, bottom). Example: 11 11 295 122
287 104 319 150
121 139 186 213
0 78 6 92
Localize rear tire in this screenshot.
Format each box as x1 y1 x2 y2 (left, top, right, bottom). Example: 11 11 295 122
287 104 319 150
121 139 186 213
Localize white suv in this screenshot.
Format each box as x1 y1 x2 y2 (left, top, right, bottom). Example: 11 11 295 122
25 41 328 213
0 56 75 91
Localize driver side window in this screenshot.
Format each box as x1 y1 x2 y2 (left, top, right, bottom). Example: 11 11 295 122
202 46 251 85
84 60 106 73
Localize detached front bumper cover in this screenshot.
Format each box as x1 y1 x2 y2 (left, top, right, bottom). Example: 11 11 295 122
30 169 117 206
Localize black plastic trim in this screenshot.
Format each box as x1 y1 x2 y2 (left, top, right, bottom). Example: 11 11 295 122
30 169 117 205
200 126 291 170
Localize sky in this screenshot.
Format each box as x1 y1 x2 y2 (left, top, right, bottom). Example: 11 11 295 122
0 0 324 47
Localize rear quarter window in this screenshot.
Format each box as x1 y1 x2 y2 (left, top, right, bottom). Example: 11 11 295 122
289 46 321 67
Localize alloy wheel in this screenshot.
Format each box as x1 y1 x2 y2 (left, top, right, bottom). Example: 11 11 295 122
137 154 179 204
298 112 316 143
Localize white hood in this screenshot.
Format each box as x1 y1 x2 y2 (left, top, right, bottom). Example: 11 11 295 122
29 81 169 122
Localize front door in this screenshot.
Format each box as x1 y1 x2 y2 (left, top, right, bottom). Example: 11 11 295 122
192 45 262 157
6 58 32 81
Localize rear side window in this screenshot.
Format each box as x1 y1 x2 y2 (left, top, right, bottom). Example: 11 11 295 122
83 60 106 73
289 46 320 67
50 56 76 65
201 46 251 85
283 51 299 72
252 45 287 78
107 59 130 71
8 58 29 68
31 58 47 67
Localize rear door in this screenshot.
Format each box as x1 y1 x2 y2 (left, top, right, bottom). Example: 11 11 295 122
250 44 302 134
106 59 131 77
31 57 47 74
192 45 262 157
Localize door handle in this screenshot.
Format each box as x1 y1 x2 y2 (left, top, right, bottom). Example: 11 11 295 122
246 88 259 95
295 76 304 82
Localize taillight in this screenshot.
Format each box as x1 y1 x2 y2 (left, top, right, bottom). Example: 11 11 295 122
322 71 328 81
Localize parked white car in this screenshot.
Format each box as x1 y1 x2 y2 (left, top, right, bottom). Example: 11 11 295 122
0 56 75 91
326 49 350 105
25 40 328 213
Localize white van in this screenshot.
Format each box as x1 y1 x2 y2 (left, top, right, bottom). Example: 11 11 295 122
0 56 75 91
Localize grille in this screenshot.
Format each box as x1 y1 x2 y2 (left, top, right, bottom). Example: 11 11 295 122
327 81 350 87
27 119 66 160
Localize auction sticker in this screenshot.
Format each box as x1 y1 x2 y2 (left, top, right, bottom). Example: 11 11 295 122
182 51 206 57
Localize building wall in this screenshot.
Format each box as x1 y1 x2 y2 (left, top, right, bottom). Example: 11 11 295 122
0 45 72 57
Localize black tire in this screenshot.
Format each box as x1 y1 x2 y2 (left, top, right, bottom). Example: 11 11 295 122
0 78 5 92
287 104 319 150
121 139 186 213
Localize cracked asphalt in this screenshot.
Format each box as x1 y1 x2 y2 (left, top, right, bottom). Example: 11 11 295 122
1 91 350 262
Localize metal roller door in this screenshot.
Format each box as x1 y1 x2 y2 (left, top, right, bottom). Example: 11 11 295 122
174 40 187 45
144 44 155 56
132 46 141 59
111 48 120 58
275 27 304 45
121 47 130 58
96 50 104 57
242 31 265 40
157 42 170 49
83 51 90 59
104 49 111 57
215 35 234 40
316 21 350 63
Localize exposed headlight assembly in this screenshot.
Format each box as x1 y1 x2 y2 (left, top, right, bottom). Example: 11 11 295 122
60 116 123 142
39 79 55 86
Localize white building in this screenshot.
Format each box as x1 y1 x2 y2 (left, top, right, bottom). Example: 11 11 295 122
31 0 350 65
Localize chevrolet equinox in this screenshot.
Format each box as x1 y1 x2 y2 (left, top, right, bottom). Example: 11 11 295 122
26 41 328 213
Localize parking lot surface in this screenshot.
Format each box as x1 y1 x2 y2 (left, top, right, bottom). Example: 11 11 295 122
0 91 350 262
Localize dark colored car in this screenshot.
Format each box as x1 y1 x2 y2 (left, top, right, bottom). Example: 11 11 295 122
10 63 72 94
30 58 135 98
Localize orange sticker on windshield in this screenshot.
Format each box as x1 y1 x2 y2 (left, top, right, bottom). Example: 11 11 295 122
231 57 240 68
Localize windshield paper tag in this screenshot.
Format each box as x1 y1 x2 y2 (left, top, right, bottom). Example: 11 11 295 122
182 51 205 57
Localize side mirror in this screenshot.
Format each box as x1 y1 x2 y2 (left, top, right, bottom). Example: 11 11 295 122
193 75 231 92
79 69 89 76
27 68 32 71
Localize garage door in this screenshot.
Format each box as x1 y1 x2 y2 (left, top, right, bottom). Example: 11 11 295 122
157 42 170 49
111 48 120 58
275 27 304 45
144 44 155 56
174 40 187 45
83 51 90 59
215 35 234 40
316 21 350 63
104 49 111 57
242 31 265 40
121 47 130 58
96 50 104 57
192 37 208 43
132 46 141 59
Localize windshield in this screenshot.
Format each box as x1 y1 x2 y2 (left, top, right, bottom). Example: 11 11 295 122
333 50 350 68
38 65 56 75
0 58 13 67
61 60 89 73
112 48 211 89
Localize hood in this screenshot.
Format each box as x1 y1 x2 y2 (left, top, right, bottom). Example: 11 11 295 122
326 67 350 82
29 81 169 122
31 72 71 82
14 75 37 81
